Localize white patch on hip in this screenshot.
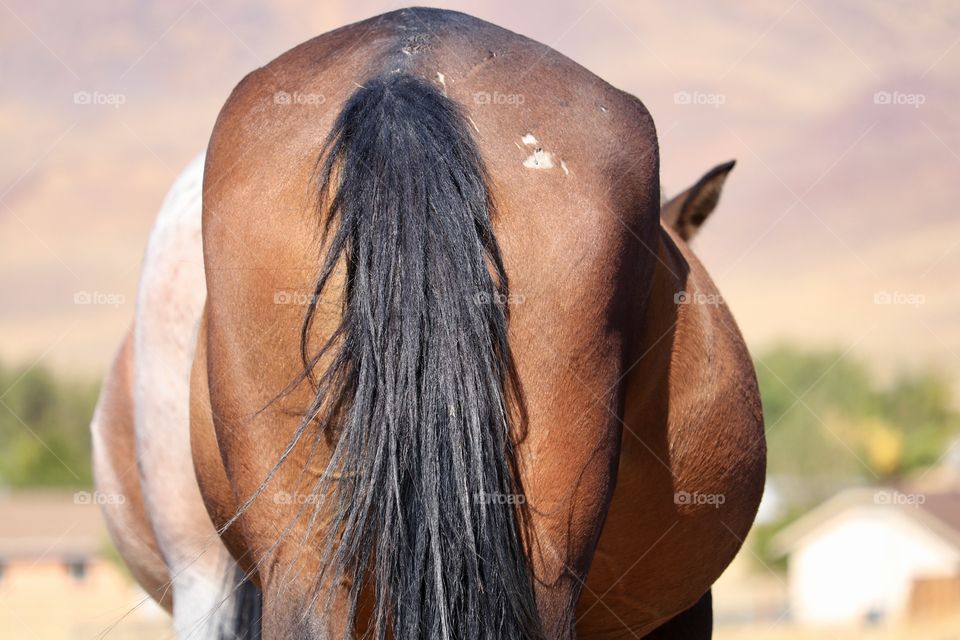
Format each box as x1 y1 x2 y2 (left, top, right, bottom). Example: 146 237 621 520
523 147 555 170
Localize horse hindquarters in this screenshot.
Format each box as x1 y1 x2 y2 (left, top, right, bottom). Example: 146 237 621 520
578 229 765 637
198 9 666 637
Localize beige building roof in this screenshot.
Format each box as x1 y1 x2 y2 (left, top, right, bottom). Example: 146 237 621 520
772 488 960 557
0 490 108 561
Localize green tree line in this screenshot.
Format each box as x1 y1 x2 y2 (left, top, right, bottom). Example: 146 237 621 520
0 362 97 487
758 345 958 482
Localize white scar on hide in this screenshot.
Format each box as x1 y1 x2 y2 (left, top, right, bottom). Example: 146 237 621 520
520 133 565 172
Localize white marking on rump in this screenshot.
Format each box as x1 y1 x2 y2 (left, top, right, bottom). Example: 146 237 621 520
520 133 564 172
523 147 555 170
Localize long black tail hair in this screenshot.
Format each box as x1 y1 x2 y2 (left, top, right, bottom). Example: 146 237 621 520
296 72 543 639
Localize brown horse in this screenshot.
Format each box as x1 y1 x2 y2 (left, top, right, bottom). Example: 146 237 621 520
92 8 763 639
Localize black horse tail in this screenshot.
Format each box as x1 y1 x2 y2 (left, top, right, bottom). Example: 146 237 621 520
298 73 543 639
221 566 262 640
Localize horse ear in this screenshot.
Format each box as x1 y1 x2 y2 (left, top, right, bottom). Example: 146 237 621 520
661 159 735 241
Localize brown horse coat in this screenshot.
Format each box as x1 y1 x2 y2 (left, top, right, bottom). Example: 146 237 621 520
93 8 764 639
